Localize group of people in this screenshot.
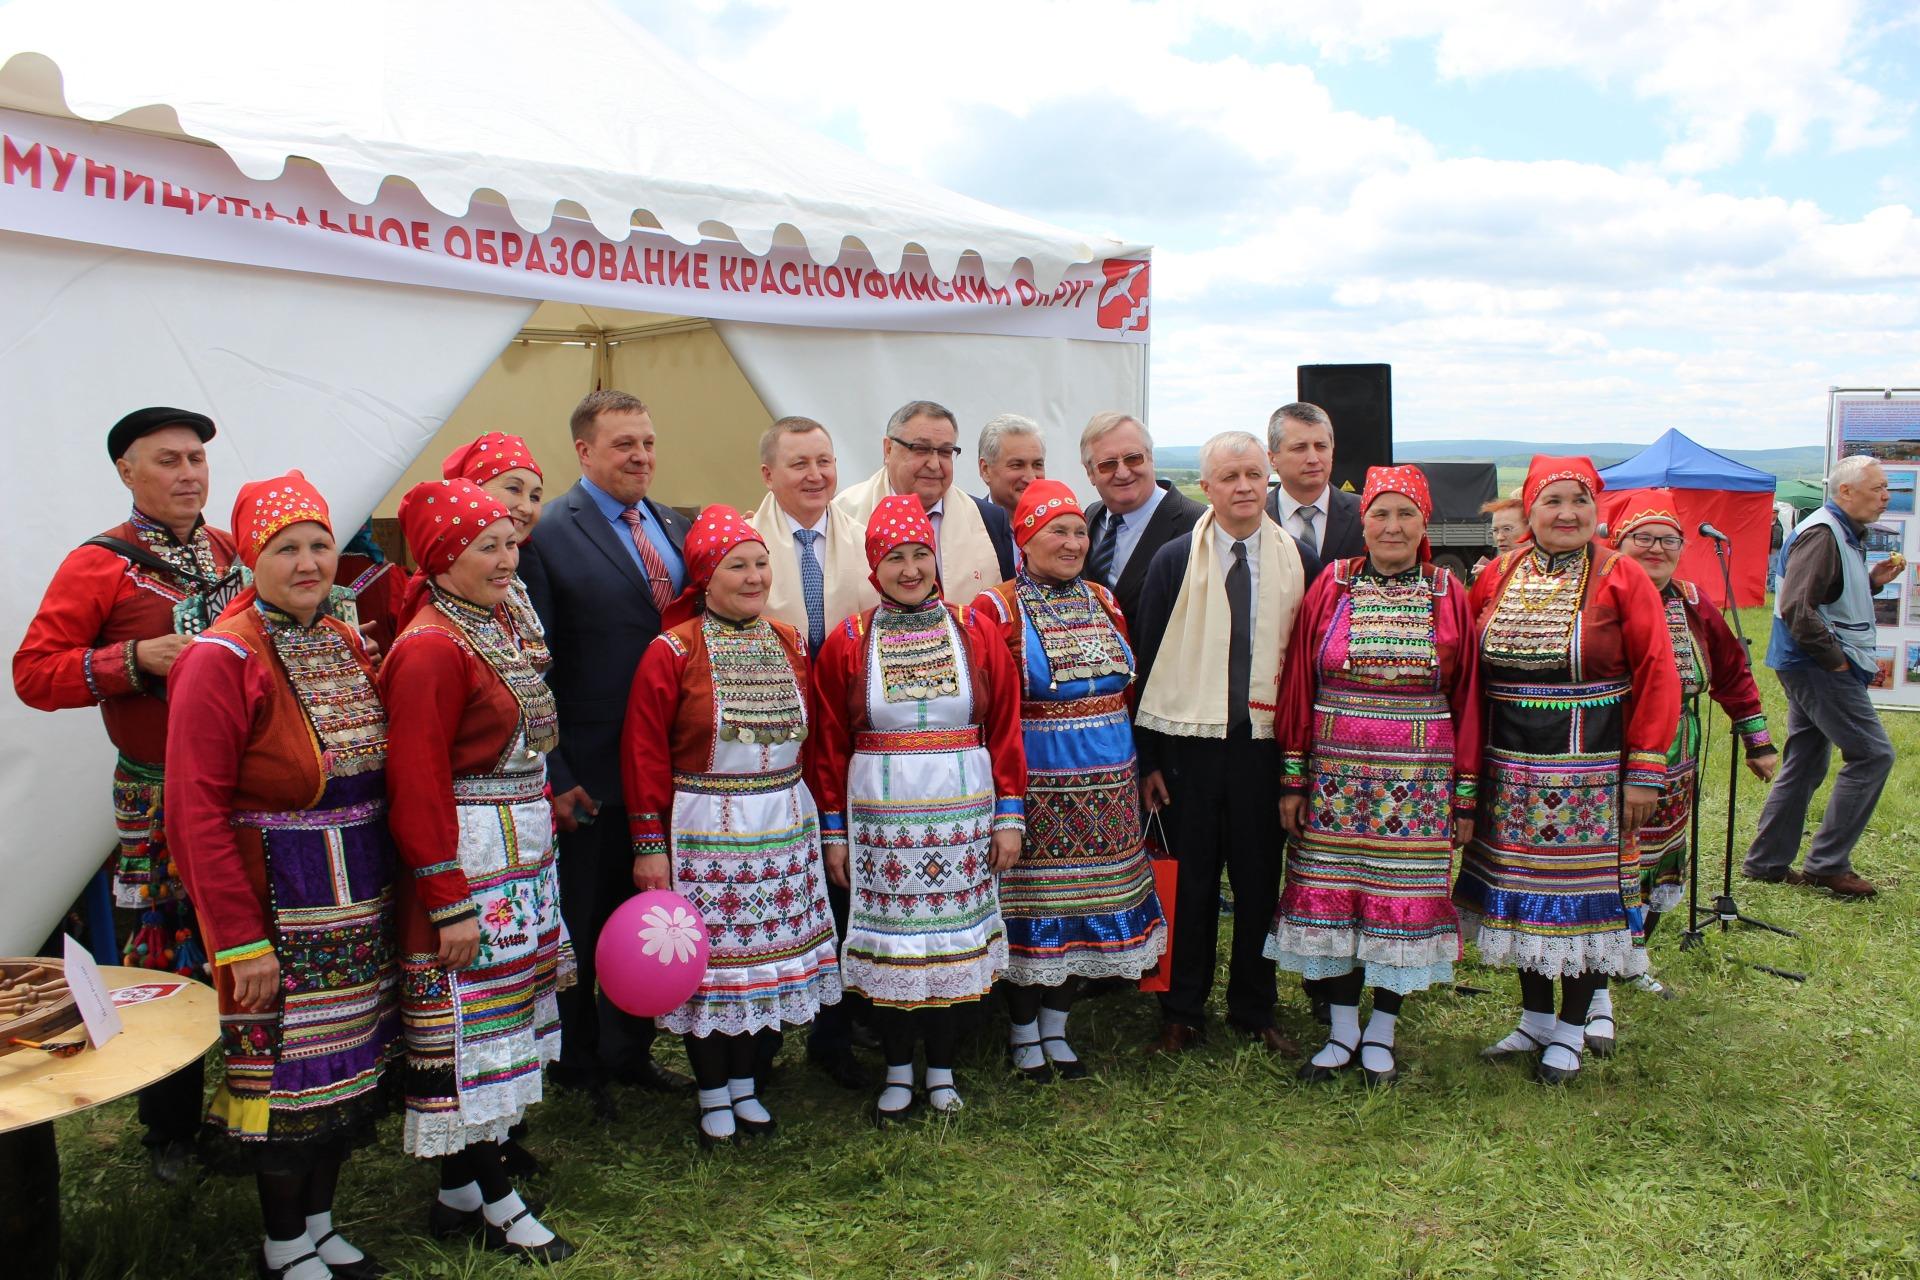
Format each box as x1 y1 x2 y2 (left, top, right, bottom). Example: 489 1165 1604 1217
12 393 1897 1279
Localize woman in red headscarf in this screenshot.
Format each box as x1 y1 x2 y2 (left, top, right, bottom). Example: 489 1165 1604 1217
971 480 1163 1082
808 495 1025 1121
1266 465 1483 1087
165 472 397 1280
1579 495 1777 1050
1452 457 1679 1085
380 479 573 1262
621 506 841 1147
442 431 551 672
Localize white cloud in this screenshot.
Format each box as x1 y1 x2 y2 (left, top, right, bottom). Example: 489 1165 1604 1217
614 0 1916 449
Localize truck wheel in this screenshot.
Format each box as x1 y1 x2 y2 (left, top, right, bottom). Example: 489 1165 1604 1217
1433 552 1471 581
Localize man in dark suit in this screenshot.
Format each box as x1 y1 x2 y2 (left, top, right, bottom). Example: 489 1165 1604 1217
521 388 694 1108
1079 411 1204 623
1264 401 1363 567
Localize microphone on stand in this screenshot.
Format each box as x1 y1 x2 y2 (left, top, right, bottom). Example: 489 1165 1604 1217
1698 522 1731 542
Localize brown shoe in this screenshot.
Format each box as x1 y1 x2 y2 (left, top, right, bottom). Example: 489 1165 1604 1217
1144 1023 1201 1056
1784 869 1808 886
1248 1025 1302 1057
1802 870 1877 898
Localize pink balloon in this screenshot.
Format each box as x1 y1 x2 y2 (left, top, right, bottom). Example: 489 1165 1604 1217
595 890 711 1017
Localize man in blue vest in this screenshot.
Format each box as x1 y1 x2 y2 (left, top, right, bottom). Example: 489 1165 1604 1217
1743 455 1899 898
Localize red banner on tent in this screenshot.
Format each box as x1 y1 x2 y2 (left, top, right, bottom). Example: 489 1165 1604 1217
1602 488 1772 608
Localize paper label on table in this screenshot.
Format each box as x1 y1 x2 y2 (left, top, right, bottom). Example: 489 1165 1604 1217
110 982 187 1008
64 933 123 1048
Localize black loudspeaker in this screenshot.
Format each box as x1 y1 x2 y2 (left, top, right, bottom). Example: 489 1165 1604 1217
1296 363 1392 494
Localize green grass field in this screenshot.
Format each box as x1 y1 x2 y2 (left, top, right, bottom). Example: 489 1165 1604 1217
54 609 1920 1279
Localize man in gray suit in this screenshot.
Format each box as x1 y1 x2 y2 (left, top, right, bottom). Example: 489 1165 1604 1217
521 389 695 1109
1264 402 1363 566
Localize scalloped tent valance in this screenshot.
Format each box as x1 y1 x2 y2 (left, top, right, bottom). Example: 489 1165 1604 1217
0 0 1141 289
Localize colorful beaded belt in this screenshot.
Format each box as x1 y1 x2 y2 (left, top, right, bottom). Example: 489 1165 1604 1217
673 765 803 796
451 772 547 805
1486 679 1629 709
232 797 386 830
1020 691 1129 720
853 726 983 753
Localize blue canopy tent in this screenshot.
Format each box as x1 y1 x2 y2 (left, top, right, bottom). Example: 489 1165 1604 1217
1597 428 1776 606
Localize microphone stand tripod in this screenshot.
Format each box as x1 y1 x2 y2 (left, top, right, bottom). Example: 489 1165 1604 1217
1678 531 1805 982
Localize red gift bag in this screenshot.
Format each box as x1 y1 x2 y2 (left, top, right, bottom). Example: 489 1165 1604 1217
1137 810 1178 993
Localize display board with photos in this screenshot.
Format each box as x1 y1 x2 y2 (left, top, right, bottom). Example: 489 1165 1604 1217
1832 390 1920 708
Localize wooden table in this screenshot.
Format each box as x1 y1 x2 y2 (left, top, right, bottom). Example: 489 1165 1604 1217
0 966 217 1278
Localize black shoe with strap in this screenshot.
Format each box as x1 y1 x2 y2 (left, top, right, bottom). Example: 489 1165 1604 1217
730 1092 776 1138
1005 1033 1054 1084
1534 1045 1584 1086
696 1101 739 1151
1040 1036 1089 1082
1584 1011 1617 1059
255 1246 325 1280
308 1233 386 1280
1358 1040 1399 1087
481 1209 576 1264
1296 1038 1357 1083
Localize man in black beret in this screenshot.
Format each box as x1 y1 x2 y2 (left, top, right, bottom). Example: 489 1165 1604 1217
13 407 238 1182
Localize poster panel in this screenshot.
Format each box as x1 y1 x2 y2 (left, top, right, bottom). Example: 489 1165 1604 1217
1833 390 1920 709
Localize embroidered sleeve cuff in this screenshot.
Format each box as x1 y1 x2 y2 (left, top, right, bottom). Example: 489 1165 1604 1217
1452 775 1478 814
992 813 1026 834
214 939 273 966
627 810 668 858
1625 752 1666 788
427 900 476 926
1733 715 1774 755
820 810 847 834
85 642 143 700
994 797 1025 818
1280 753 1308 790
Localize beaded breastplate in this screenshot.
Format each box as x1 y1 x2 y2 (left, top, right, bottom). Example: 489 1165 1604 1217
1015 574 1130 691
1481 547 1589 671
1343 565 1438 680
261 604 388 777
705 615 806 743
872 600 960 703
431 584 560 759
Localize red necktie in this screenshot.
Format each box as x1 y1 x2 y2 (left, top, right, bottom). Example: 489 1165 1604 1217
618 506 674 612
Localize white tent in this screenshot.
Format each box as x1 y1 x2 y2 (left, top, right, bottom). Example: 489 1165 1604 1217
0 0 1151 952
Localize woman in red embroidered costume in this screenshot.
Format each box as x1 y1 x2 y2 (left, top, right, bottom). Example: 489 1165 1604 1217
622 506 841 1147
1580 493 1776 1052
442 431 551 672
1451 456 1679 1085
1267 466 1483 1086
381 479 574 1263
808 495 1026 1121
971 480 1164 1083
165 472 397 1280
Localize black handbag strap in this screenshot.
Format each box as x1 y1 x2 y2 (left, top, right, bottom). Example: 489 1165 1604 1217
83 534 234 590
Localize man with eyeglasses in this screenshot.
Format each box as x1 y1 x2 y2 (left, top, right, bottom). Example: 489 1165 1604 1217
832 399 1015 595
1079 411 1205 623
1264 402 1363 569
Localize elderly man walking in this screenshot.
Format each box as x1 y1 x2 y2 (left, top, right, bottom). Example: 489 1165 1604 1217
1742 455 1899 898
1132 430 1310 1056
835 400 1015 595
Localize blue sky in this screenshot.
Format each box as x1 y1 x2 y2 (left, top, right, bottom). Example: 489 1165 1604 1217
622 0 1916 450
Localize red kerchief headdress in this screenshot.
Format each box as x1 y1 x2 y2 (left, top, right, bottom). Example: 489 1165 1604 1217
865 494 939 597
661 505 764 629
231 470 331 568
441 431 542 486
1011 479 1084 549
1522 455 1604 516
1359 464 1434 564
1611 489 1685 545
398 479 514 576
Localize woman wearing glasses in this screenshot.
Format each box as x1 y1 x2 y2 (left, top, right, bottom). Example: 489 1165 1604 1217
1452 456 1679 1085
1583 495 1776 1050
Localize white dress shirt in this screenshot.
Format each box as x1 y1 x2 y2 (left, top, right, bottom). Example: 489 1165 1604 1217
1109 483 1168 582
1274 486 1330 555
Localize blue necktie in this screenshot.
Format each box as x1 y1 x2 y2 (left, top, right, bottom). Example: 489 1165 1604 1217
1089 512 1122 586
795 528 826 655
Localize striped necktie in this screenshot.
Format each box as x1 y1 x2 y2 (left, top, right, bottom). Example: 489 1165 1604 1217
1088 511 1122 586
618 506 675 613
795 528 827 655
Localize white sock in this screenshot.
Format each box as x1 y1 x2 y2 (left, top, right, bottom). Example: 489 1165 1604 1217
1586 986 1614 1027
438 1180 483 1211
728 1077 771 1124
1312 1004 1361 1067
1008 1019 1045 1071
483 1189 555 1248
924 1066 962 1112
697 1086 736 1139
1037 1007 1078 1063
1488 1007 1555 1054
262 1234 328 1280
305 1211 364 1265
878 1063 914 1113
1360 1009 1398 1075
1540 1019 1585 1073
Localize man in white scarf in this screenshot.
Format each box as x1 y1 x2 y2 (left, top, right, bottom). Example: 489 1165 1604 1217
746 416 877 659
1131 430 1310 1059
832 400 1015 598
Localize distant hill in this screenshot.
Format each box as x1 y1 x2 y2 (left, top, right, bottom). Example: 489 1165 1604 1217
1155 440 1825 484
